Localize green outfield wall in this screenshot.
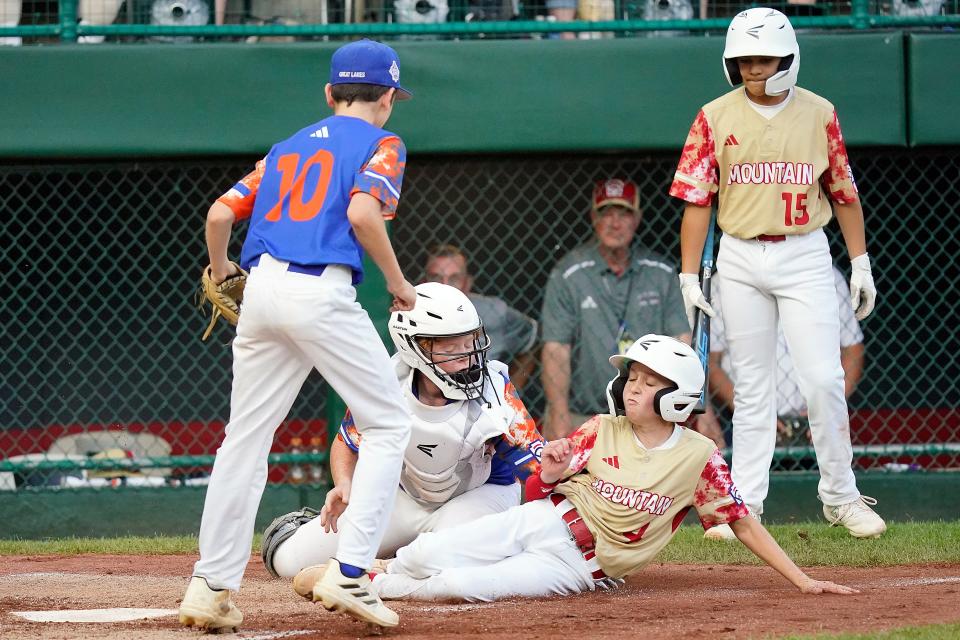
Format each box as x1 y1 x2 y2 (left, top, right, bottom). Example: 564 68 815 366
0 474 954 538
8 31 959 158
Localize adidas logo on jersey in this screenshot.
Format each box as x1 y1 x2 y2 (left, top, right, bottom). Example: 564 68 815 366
724 134 739 146
581 296 598 310
602 456 620 469
310 126 330 139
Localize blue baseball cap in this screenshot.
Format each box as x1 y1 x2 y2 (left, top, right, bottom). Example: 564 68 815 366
329 39 412 101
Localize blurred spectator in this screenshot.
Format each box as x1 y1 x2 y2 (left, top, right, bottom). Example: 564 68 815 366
708 265 865 445
891 0 945 16
545 1 576 39
77 0 124 44
540 179 690 440
0 0 20 45
219 0 332 25
423 244 539 389
464 0 516 22
0 0 124 45
644 0 694 37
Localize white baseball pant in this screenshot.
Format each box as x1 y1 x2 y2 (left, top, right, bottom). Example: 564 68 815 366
372 498 595 602
716 229 860 512
271 482 521 578
193 254 410 591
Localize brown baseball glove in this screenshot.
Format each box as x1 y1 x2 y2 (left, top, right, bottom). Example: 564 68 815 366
197 262 248 341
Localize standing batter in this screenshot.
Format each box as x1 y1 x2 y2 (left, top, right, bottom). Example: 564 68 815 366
178 40 416 631
357 335 856 602
669 8 885 537
259 283 544 583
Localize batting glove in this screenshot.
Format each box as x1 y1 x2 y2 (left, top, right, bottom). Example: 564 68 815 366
679 273 716 329
849 253 876 321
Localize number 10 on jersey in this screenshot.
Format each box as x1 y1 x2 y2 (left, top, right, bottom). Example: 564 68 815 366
265 150 334 222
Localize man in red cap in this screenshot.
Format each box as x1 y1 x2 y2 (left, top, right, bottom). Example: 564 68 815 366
540 179 690 440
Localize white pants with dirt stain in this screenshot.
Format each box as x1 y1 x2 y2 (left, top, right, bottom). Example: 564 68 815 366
192 254 410 591
271 482 521 578
717 229 860 513
372 498 595 602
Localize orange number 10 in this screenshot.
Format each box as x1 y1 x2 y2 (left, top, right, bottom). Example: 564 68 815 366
265 150 334 222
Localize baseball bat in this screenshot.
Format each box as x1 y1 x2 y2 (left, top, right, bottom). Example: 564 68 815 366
690 209 717 414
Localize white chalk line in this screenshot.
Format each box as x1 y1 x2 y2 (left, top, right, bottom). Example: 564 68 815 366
11 608 178 623
238 631 316 640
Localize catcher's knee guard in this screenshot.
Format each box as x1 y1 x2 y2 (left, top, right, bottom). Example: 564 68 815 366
261 507 320 578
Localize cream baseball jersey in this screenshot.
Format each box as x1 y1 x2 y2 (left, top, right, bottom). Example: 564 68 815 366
553 415 748 579
669 87 858 240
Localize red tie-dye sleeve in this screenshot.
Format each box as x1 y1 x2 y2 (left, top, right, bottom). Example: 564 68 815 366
822 111 859 205
693 448 749 530
524 415 602 501
216 158 266 221
352 136 406 219
669 110 719 207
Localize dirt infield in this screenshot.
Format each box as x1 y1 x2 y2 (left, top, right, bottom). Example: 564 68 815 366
1 555 959 640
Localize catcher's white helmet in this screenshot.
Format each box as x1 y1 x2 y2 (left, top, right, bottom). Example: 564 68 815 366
606 334 705 423
389 282 491 400
723 8 800 96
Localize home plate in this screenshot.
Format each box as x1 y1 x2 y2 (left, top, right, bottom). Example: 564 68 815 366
12 608 178 623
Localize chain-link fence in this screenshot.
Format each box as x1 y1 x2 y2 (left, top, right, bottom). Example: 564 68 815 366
1 147 959 495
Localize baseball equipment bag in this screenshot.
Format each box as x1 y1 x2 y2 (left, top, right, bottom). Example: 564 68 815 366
196 262 248 341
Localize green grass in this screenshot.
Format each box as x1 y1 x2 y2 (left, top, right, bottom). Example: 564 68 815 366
777 622 960 639
2 523 959 567
653 521 960 567
0 535 204 555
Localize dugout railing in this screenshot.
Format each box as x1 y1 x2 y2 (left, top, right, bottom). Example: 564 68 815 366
0 0 958 42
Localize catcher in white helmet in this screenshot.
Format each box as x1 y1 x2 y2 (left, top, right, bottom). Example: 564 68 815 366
260 282 544 587
670 8 885 540
354 335 857 602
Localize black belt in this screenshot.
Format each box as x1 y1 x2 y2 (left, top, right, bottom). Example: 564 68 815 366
250 254 327 277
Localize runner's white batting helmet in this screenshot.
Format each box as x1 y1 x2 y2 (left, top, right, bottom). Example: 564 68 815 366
723 8 800 96
606 334 705 423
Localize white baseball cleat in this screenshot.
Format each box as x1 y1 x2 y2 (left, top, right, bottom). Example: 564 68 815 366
704 508 760 541
313 559 399 628
823 495 887 538
178 576 243 633
294 559 391 600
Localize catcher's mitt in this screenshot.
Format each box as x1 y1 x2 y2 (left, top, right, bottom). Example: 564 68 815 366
197 262 248 341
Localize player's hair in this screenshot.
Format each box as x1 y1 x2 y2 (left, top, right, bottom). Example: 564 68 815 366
330 83 393 106
425 243 470 267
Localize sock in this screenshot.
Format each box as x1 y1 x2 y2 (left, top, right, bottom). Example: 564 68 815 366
339 562 365 578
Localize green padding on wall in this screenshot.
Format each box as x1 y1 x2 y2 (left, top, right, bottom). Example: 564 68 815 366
0 484 329 539
908 34 960 146
0 33 904 159
2 473 957 538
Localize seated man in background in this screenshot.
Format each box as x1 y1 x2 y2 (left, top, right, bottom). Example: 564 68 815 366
541 178 689 440
703 265 865 541
424 244 539 390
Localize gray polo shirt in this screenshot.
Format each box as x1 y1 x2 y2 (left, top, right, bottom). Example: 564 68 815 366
541 242 689 414
470 293 538 363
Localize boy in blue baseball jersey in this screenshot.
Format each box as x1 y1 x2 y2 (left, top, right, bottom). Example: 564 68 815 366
179 39 416 631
